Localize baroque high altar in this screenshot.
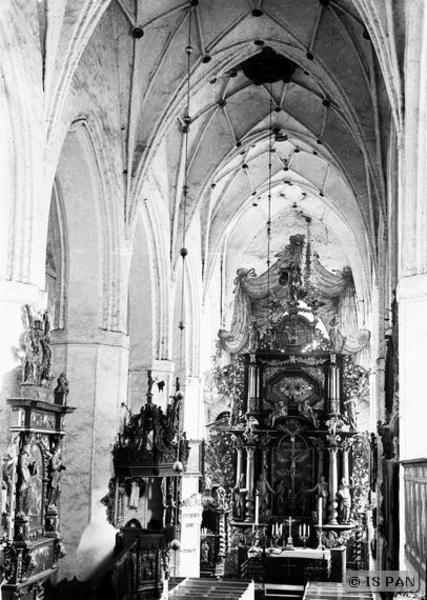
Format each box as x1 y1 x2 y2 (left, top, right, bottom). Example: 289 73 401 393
203 234 371 581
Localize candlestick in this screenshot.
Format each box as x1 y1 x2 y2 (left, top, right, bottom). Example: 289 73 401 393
299 523 309 549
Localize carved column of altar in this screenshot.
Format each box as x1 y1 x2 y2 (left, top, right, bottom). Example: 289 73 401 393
327 446 339 524
341 439 352 484
247 355 259 413
235 446 243 487
328 355 340 415
244 446 256 522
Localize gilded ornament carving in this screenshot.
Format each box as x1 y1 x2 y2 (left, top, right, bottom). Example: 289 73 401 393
342 355 370 405
205 430 236 489
321 528 356 548
30 411 56 430
114 393 190 467
301 366 324 384
351 433 370 518
2 541 18 583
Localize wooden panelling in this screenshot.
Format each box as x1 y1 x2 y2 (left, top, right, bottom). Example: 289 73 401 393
402 460 427 578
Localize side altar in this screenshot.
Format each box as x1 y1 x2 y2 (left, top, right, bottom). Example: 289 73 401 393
0 306 75 599
204 234 371 582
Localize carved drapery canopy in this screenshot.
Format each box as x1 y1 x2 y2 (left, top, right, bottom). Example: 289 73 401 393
218 235 370 365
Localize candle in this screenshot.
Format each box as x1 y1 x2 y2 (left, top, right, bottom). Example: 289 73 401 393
299 525 302 537
318 497 323 528
254 493 259 525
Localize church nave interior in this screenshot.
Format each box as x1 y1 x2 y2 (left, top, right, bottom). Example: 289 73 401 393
0 1 426 599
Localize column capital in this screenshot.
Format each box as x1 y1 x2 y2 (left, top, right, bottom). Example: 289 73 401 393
50 329 129 349
341 438 354 452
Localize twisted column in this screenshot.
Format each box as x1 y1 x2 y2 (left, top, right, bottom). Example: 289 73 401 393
327 446 339 524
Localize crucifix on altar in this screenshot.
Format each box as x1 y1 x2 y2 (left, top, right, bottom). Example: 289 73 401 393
284 516 295 550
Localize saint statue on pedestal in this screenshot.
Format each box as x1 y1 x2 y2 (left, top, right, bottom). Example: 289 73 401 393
337 477 353 523
255 472 275 521
48 445 65 511
308 475 328 521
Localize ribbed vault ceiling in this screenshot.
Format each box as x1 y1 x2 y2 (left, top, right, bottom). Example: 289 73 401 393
107 0 392 302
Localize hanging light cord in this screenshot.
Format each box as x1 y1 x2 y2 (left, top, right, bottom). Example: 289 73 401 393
177 2 193 461
305 216 312 296
266 89 273 342
179 4 193 369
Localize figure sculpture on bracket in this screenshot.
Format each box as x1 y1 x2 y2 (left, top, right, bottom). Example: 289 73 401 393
53 373 69 405
337 477 355 524
308 476 329 522
328 316 346 353
47 445 65 511
255 471 275 522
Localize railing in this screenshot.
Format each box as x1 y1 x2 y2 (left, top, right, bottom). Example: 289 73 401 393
402 459 427 582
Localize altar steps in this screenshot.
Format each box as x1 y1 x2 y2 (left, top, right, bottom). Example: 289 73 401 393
265 583 305 600
303 582 373 600
168 578 254 600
